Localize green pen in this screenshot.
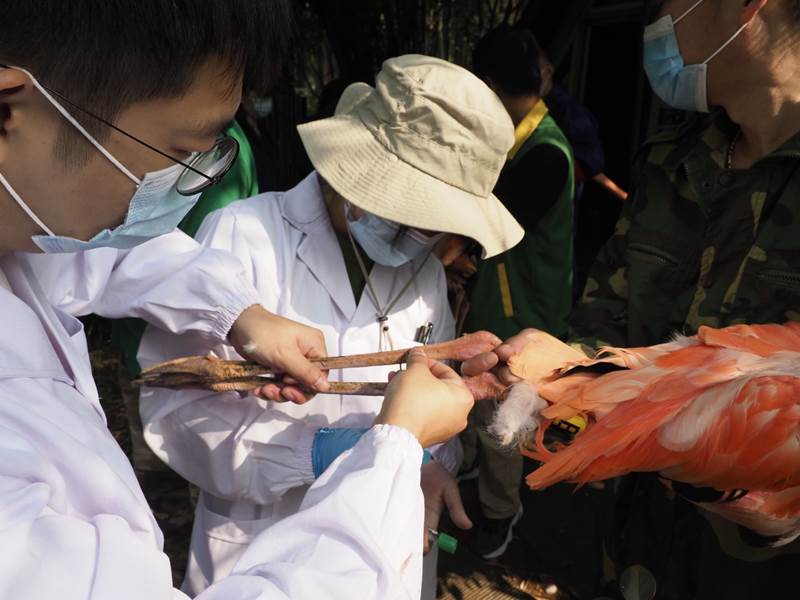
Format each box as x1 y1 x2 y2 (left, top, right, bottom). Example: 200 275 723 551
427 528 458 554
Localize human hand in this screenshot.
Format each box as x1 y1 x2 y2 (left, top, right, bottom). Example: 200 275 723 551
228 305 330 403
375 348 474 448
421 461 472 554
460 328 543 383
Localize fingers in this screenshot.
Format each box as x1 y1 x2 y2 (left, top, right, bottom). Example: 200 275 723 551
404 347 429 371
496 329 540 358
460 330 539 377
495 365 522 385
427 359 463 383
460 351 499 377
492 343 520 364
279 386 314 404
277 349 330 393
424 501 443 535
251 383 313 404
252 383 285 401
442 480 473 530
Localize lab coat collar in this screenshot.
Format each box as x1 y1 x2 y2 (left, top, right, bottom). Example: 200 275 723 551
0 260 76 387
282 172 358 320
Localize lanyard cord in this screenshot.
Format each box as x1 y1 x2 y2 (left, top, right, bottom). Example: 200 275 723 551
347 226 431 351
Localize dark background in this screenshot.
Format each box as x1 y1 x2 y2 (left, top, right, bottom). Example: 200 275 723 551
249 0 673 287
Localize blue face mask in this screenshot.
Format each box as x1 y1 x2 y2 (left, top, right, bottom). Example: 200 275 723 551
0 67 201 254
345 203 442 267
643 0 749 113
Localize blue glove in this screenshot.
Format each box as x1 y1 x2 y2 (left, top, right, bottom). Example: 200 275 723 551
312 427 432 478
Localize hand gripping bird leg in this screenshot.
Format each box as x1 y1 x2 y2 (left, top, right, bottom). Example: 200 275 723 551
135 331 502 396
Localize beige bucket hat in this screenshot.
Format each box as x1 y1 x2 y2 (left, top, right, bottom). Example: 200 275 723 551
297 54 524 258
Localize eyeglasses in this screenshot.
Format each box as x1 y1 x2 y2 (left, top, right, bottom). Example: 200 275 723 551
47 88 239 196
1 65 239 196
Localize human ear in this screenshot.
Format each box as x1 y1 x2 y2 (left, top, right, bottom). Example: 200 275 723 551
0 68 30 162
741 0 769 26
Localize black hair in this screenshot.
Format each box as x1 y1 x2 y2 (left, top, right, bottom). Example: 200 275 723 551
0 0 292 159
473 25 543 97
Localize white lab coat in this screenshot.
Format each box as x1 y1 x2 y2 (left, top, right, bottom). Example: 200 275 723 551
0 232 426 600
138 173 458 596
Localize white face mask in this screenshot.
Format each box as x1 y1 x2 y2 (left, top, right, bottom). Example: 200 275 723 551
642 0 750 113
344 202 443 267
643 3 709 113
0 66 201 253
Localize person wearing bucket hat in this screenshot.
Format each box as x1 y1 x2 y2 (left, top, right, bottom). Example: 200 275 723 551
138 54 523 597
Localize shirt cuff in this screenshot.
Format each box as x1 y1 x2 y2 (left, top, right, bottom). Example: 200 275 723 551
359 425 424 467
210 275 263 341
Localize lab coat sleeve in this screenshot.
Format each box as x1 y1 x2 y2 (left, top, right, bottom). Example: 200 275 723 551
139 330 318 505
199 425 425 600
138 203 311 504
0 378 179 600
22 228 262 341
0 376 421 600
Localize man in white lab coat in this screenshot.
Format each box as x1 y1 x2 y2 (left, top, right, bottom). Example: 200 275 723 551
139 55 524 597
0 3 481 599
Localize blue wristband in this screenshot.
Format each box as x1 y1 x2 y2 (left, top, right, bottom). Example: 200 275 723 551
311 427 433 477
312 428 369 478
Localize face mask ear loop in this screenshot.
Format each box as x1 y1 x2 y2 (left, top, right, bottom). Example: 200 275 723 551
703 21 750 65
14 67 141 185
674 0 705 25
0 172 55 236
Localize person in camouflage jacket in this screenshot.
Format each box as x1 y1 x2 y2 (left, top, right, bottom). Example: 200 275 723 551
566 109 800 600
463 1 800 597
570 109 800 351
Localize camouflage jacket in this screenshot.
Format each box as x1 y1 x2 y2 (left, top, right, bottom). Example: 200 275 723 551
570 111 800 351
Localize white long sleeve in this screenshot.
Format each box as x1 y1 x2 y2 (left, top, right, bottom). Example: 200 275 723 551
0 195 426 600
0 371 422 600
20 228 261 340
140 377 319 504
199 425 425 600
138 306 324 504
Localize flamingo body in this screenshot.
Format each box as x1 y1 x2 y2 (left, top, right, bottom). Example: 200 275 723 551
502 323 800 523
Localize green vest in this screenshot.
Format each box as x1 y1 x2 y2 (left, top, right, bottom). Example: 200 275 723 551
110 120 259 374
464 114 575 340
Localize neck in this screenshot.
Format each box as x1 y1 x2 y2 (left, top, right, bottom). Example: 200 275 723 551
502 95 540 127
0 186 38 256
720 49 800 166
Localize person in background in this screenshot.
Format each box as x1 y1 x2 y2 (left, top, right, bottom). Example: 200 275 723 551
138 55 524 597
460 25 575 560
539 54 628 205
536 51 628 299
463 0 800 597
